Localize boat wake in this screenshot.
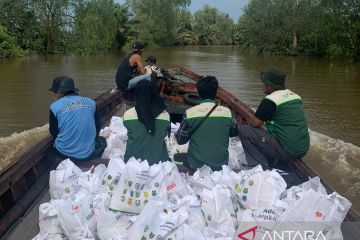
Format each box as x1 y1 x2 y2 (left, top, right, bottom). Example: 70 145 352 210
304 130 360 211
0 125 49 171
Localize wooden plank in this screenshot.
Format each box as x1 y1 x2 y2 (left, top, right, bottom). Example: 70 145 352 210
0 169 50 238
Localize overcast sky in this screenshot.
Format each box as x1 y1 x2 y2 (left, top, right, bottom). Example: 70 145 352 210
116 0 249 21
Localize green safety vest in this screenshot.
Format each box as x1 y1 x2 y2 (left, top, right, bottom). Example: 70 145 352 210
123 108 170 164
185 100 233 171
265 89 310 156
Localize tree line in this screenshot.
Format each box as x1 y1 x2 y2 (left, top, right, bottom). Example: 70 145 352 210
1 0 359 60
236 0 360 60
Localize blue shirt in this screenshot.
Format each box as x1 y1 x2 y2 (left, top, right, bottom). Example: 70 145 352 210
50 95 96 159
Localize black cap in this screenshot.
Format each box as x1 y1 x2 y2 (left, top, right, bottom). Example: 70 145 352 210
260 67 286 89
131 41 147 52
145 55 156 63
49 76 79 93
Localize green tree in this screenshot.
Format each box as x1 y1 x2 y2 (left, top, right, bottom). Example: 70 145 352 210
125 0 190 46
71 0 130 53
0 0 42 51
237 0 360 59
193 5 234 45
175 10 197 45
0 25 23 58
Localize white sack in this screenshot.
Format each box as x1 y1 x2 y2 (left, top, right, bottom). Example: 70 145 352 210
281 176 327 205
54 187 96 240
38 202 63 236
32 233 64 240
109 158 167 214
78 164 106 194
200 186 237 237
127 200 188 240
236 169 286 209
165 223 206 240
101 157 126 196
96 203 132 240
275 189 351 240
162 161 188 196
228 138 247 170
49 159 82 199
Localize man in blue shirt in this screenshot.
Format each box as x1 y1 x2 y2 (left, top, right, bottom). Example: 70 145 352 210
49 76 106 160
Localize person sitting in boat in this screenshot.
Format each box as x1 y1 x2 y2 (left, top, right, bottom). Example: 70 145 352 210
115 41 151 91
238 67 310 170
144 55 171 86
49 76 107 161
123 80 170 164
175 76 238 171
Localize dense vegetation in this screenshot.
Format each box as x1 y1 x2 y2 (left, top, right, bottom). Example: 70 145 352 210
0 0 359 60
237 0 360 60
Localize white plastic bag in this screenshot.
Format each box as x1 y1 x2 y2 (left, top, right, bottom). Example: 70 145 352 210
228 138 247 170
109 116 127 137
165 223 206 240
162 161 188 196
78 164 106 194
127 200 188 240
109 158 167 214
54 187 96 240
275 189 351 240
101 117 128 159
96 203 132 240
100 157 126 196
32 233 64 240
200 186 237 237
236 169 286 209
236 207 280 240
38 202 63 236
281 176 327 205
49 159 82 199
188 165 215 195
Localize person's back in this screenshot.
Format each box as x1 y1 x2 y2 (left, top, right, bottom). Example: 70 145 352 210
185 101 234 170
123 81 170 164
238 67 309 169
176 76 237 171
123 108 170 164
48 76 106 161
264 89 309 156
50 95 96 159
115 53 137 90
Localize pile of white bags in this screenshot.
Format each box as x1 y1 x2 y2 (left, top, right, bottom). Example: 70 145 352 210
33 157 351 240
100 117 128 159
100 117 246 170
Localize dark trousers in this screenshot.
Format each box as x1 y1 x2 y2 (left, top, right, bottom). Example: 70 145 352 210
55 136 107 161
238 125 304 170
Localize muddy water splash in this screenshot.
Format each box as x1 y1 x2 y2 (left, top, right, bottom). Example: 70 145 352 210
305 130 360 211
0 125 49 171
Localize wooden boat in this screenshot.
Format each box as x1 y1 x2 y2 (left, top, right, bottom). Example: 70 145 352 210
0 67 359 239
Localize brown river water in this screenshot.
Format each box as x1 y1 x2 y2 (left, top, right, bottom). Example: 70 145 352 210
0 46 360 210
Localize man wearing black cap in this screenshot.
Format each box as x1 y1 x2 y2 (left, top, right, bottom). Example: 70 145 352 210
49 76 106 160
115 41 151 91
238 67 310 169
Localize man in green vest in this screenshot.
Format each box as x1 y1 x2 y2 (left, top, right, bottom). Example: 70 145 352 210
176 76 238 171
239 67 310 169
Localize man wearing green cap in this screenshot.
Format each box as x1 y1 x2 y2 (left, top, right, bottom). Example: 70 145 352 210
49 76 107 160
238 67 310 169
